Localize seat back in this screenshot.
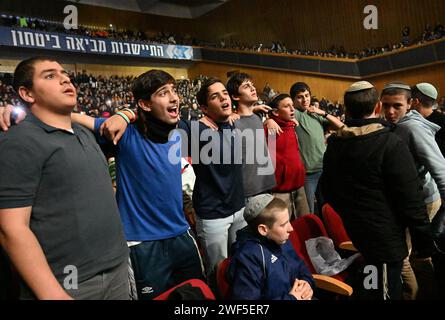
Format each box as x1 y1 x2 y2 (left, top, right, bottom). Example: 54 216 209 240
153 279 215 300
321 204 351 248
289 214 354 296
216 258 231 300
289 214 329 274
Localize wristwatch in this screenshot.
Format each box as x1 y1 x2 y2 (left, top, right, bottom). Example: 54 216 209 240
323 112 329 118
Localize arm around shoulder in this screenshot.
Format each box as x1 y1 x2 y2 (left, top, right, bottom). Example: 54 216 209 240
71 112 95 131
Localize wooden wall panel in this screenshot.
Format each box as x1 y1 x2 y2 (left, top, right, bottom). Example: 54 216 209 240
366 62 445 98
192 0 445 53
0 59 19 73
187 62 353 102
2 0 444 53
72 64 187 78
3 57 443 102
188 61 445 102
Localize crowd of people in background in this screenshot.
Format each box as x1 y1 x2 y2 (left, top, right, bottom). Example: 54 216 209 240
1 55 445 301
0 13 201 46
1 13 444 60
1 70 444 124
0 70 350 122
218 23 445 59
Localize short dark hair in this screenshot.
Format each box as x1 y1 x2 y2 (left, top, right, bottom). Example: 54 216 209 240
131 69 175 102
226 72 251 106
13 56 57 93
344 88 379 119
249 198 288 232
411 85 435 108
197 77 222 107
381 82 411 101
269 93 291 110
12 56 56 107
290 82 311 100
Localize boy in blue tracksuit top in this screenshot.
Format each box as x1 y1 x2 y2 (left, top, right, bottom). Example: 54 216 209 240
228 194 315 300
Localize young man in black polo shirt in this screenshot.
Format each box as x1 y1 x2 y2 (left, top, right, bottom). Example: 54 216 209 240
0 57 128 300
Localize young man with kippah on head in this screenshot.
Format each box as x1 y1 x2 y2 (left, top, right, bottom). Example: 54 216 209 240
382 82 445 299
321 81 433 300
411 83 445 157
265 93 309 219
382 82 445 221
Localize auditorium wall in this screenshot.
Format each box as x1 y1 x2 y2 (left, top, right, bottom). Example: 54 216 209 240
0 59 18 73
187 62 354 103
366 62 445 97
190 0 445 53
71 64 188 79
0 59 188 79
2 0 444 53
2 58 443 102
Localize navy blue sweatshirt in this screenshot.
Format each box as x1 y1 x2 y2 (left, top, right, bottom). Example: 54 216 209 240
178 120 245 219
228 227 314 300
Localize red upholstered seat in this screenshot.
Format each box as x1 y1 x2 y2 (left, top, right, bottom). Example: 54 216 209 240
153 279 215 300
216 257 231 300
288 214 353 296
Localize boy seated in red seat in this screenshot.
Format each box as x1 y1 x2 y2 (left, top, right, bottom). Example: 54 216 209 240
228 194 315 300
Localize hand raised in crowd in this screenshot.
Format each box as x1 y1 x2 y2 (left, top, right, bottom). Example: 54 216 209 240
264 118 283 135
289 279 313 300
0 104 26 131
99 114 128 145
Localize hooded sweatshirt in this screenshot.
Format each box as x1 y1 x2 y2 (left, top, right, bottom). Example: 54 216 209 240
228 227 314 300
395 110 445 204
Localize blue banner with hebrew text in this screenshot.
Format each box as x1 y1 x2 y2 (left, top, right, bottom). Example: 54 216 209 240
0 26 194 60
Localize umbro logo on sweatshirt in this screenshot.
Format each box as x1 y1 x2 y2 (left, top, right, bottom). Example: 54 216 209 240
141 287 154 295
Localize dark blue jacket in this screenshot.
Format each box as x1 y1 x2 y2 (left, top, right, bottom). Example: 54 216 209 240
228 227 314 300
178 120 245 219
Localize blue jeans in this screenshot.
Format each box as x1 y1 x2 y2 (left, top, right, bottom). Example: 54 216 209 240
129 230 204 300
195 207 246 278
304 171 322 214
